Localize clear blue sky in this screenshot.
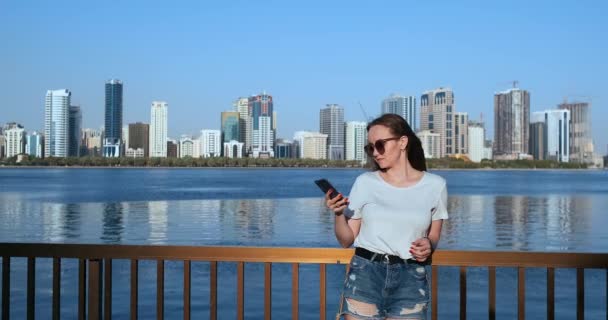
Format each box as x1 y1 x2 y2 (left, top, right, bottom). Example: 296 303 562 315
2 0 607 154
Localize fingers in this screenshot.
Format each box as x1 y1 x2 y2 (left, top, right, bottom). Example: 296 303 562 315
325 192 349 214
410 237 432 261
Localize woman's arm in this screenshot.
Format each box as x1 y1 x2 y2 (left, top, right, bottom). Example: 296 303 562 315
326 191 361 248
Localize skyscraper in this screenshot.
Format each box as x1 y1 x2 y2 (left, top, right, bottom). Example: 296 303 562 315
128 122 149 157
150 101 168 158
420 88 454 157
382 95 417 131
233 97 250 150
104 79 123 157
69 106 82 157
221 111 240 156
45 89 71 158
558 100 594 163
26 131 44 158
529 122 547 161
320 104 345 160
531 109 570 162
6 124 25 158
454 112 469 155
248 93 274 158
494 87 530 159
345 121 367 163
467 121 485 163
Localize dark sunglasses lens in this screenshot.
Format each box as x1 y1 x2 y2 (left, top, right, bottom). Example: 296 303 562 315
364 144 374 156
374 141 386 154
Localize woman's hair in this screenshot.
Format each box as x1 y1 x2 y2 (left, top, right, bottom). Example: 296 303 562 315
366 114 427 171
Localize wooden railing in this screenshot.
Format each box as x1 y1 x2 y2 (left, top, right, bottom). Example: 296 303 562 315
1 243 607 320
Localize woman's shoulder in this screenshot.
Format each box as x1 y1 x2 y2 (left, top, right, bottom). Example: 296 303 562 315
355 171 378 182
422 171 447 188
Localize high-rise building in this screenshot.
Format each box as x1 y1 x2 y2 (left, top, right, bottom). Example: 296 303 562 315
467 121 485 163
45 89 71 158
26 131 44 158
0 135 5 158
233 97 250 150
418 130 441 159
122 125 129 153
454 112 469 155
82 128 102 156
274 139 293 159
420 88 454 157
531 109 570 162
200 130 221 158
150 101 168 158
382 95 417 131
345 121 367 163
221 111 240 156
69 106 82 157
320 104 345 160
104 79 123 157
167 140 178 158
293 131 328 159
494 87 530 159
248 93 274 158
179 136 195 158
128 122 149 158
6 124 25 158
529 122 547 161
558 101 594 163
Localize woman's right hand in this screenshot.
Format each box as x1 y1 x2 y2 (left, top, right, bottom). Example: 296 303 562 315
325 190 349 215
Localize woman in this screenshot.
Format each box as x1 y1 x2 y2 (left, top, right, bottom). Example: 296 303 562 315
326 114 448 320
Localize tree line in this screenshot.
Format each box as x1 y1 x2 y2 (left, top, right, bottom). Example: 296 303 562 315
0 155 589 169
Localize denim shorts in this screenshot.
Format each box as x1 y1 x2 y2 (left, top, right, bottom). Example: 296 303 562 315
338 254 429 319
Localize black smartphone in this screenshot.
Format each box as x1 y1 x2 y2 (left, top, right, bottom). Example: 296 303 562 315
314 178 340 199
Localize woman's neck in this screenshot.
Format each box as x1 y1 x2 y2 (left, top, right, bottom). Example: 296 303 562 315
380 160 423 185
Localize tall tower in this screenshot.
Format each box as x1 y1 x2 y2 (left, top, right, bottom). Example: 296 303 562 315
248 93 274 158
494 87 530 158
381 95 417 131
420 88 454 157
558 100 593 163
104 79 123 157
45 89 71 157
69 105 82 157
320 104 345 160
150 101 168 158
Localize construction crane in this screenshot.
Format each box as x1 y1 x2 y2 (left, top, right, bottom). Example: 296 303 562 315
358 101 374 123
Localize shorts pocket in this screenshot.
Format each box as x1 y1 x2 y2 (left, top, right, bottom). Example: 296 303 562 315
349 255 370 271
406 263 428 280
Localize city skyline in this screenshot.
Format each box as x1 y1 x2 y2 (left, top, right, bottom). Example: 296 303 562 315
1 1 606 151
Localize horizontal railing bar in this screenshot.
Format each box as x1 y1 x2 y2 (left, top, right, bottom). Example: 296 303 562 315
1 244 608 268
0 244 353 264
432 250 608 268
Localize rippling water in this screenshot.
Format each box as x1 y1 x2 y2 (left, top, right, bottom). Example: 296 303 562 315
1 168 607 319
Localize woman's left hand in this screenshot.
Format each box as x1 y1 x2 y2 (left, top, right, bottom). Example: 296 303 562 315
410 237 432 262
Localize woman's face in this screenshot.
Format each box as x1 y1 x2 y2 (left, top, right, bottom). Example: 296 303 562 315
367 125 407 169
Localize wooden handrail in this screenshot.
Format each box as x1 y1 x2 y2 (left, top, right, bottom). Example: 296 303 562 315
2 243 608 320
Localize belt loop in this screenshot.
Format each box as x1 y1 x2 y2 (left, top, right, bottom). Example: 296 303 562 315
383 254 390 264
371 252 378 261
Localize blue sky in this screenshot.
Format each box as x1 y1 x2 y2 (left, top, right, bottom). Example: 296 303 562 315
2 0 607 153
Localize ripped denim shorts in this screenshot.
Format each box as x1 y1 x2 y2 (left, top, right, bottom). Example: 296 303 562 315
339 249 429 319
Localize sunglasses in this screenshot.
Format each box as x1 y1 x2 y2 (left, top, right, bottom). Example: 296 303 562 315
364 137 401 157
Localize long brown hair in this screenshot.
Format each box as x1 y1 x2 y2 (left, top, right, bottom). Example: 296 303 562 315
366 114 427 171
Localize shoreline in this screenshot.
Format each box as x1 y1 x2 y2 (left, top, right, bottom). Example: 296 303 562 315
0 165 601 171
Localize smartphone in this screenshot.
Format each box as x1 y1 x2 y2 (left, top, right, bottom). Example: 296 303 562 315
314 178 340 199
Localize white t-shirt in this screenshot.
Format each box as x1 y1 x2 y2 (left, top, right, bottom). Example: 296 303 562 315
347 170 449 260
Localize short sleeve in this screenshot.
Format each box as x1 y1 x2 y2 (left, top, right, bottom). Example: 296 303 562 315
431 183 449 220
346 176 365 220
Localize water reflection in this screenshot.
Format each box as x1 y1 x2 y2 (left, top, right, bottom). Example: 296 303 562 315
101 203 124 243
219 199 276 242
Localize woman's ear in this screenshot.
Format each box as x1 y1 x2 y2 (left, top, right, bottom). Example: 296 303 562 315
400 136 408 151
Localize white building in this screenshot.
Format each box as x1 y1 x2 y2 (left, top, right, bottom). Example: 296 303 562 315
150 101 168 158
192 138 201 158
233 97 250 151
125 148 145 158
201 130 221 158
45 89 71 157
252 116 274 158
179 136 195 158
6 125 25 157
26 131 44 158
468 121 485 162
294 131 328 160
345 121 367 163
532 109 570 162
223 140 244 158
418 130 441 159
